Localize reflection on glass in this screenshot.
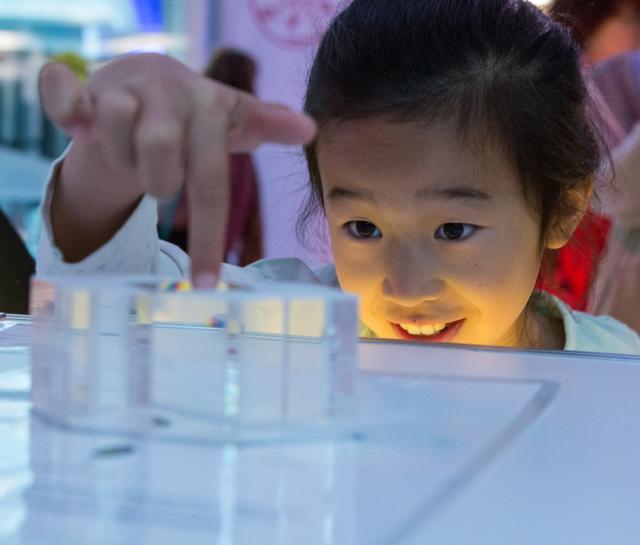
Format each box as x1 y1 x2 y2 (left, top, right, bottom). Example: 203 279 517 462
0 370 32 542
30 276 358 445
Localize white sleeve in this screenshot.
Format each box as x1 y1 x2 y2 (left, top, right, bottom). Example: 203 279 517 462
36 153 189 278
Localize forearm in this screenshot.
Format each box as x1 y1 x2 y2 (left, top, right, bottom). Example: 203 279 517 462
38 162 188 278
51 138 144 262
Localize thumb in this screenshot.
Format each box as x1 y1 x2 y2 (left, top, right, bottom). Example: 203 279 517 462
39 62 93 137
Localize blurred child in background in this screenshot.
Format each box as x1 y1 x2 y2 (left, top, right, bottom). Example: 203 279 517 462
550 0 640 333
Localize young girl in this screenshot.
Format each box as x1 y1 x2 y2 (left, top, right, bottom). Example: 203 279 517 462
37 0 640 353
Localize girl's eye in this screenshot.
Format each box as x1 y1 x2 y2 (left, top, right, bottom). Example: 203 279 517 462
344 221 382 239
434 223 476 241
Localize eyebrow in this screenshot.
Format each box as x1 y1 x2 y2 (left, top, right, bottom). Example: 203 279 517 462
327 185 492 205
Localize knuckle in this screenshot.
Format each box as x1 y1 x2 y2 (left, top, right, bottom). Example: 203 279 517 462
99 93 136 123
136 126 181 155
199 83 234 115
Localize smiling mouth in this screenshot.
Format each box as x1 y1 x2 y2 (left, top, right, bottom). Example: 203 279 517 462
391 319 465 343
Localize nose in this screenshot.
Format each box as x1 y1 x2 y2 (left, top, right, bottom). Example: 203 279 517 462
381 243 445 306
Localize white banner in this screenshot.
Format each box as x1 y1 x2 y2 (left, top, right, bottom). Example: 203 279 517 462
219 0 341 264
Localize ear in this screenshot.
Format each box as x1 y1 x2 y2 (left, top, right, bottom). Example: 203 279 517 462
545 180 595 250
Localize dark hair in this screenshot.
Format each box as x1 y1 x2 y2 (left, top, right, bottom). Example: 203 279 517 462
548 0 640 48
300 0 602 279
203 48 257 94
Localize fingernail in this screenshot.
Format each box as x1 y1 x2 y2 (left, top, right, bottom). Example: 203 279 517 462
193 273 217 290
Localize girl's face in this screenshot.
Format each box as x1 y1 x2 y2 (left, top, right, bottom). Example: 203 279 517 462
317 118 558 349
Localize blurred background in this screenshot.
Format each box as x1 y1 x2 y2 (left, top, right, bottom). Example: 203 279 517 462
0 0 550 265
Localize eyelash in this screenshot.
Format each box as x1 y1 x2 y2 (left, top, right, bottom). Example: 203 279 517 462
434 223 478 241
344 221 381 240
343 221 478 241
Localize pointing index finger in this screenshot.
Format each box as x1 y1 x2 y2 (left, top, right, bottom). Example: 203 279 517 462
225 88 317 152
187 95 230 288
187 84 316 288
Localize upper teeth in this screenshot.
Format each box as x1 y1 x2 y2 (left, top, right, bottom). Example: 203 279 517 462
399 323 447 336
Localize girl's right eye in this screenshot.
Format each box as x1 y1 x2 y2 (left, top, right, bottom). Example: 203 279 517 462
344 221 382 240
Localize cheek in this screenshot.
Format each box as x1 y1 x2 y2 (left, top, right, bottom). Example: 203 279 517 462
332 244 374 295
328 228 381 298
449 226 542 302
470 249 539 289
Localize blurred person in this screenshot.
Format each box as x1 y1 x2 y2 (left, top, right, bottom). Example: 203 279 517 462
549 0 640 62
165 48 263 266
550 0 640 332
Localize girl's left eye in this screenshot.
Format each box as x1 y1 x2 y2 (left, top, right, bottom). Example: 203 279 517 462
344 221 382 239
434 223 476 241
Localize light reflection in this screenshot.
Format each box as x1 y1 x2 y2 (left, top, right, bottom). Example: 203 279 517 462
0 369 33 541
217 444 239 545
14 413 354 544
0 423 31 539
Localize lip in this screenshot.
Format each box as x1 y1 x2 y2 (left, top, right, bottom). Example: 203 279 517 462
391 319 465 343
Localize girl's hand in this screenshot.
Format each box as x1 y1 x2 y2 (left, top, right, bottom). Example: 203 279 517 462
39 53 316 287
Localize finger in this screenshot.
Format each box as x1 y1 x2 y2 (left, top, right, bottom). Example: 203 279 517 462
95 90 139 169
223 89 317 152
39 62 93 137
133 87 185 200
186 104 230 288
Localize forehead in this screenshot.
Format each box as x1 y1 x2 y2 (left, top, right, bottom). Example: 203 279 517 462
316 118 520 199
